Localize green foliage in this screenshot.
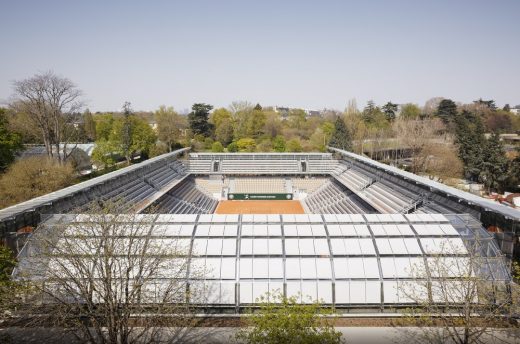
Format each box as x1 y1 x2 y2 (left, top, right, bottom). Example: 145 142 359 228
273 135 286 152
188 103 213 136
399 103 421 120
0 109 22 171
215 117 234 145
155 105 182 152
362 100 388 128
436 99 457 125
480 133 509 192
235 292 343 344
211 141 224 152
382 102 398 122
0 245 15 286
91 139 118 168
94 113 115 141
227 141 238 152
83 109 97 142
237 138 256 152
328 117 352 151
286 138 303 152
454 110 486 181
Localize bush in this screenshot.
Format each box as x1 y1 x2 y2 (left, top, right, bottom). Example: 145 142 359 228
235 292 343 344
211 141 224 152
237 138 256 152
0 156 75 208
227 142 238 152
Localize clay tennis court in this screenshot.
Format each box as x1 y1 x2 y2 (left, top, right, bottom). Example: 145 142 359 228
215 200 305 214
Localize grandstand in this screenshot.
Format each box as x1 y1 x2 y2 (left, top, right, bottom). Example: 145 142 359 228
2 147 519 315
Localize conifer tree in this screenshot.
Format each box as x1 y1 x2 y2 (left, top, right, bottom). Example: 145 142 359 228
328 116 352 151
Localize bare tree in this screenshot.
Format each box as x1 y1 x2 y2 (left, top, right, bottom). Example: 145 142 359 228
16 202 213 344
396 237 518 344
11 71 83 163
393 118 444 173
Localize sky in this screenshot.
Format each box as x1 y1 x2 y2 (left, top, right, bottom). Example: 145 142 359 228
0 0 519 113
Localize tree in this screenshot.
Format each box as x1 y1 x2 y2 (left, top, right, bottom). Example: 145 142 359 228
188 103 213 136
155 105 182 152
454 111 486 182
0 156 75 208
215 117 234 146
273 135 286 152
399 103 421 120
0 108 22 171
421 144 464 182
236 138 256 152
393 118 445 174
480 133 509 193
83 109 97 142
120 102 134 164
254 103 262 111
91 138 118 168
95 113 115 140
286 138 303 152
328 117 352 151
436 99 458 126
11 71 83 164
211 141 224 152
227 141 238 152
235 291 343 344
503 104 511 112
382 102 398 122
16 202 210 344
474 98 497 111
397 238 516 344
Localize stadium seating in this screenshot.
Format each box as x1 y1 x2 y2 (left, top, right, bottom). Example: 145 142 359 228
304 181 372 214
153 179 218 214
232 178 287 193
291 178 328 194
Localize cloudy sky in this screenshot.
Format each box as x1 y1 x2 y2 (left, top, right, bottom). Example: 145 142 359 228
0 0 519 112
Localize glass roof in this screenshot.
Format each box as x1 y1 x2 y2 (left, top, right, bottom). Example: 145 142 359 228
19 213 511 310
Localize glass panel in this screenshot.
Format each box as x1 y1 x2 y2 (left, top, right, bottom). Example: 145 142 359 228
314 239 330 256
365 281 381 303
403 238 422 254
311 225 326 236
209 225 225 236
220 281 235 304
333 258 348 278
192 238 207 255
340 224 357 236
195 224 211 236
394 257 412 278
370 224 386 236
355 225 371 236
269 258 284 278
388 238 408 255
241 224 254 237
397 224 414 236
205 258 222 279
284 239 300 255
221 239 236 256
335 281 350 303
253 258 269 278
363 257 380 278
253 282 269 302
268 224 282 236
359 239 376 255
380 258 396 278
316 258 332 279
298 225 313 237
286 281 301 300
189 258 205 278
284 225 298 236
240 239 253 255
383 281 399 303
376 238 392 255
301 281 317 303
206 239 223 255
298 239 315 255
223 225 237 236
255 225 269 236
330 239 346 255
253 239 269 255
383 225 401 236
239 258 253 279
300 258 317 278
347 258 365 278
239 282 253 303
344 238 362 255
220 258 236 279
318 281 333 303
349 281 365 303
285 258 301 279
268 239 283 255
440 224 459 236
327 225 342 236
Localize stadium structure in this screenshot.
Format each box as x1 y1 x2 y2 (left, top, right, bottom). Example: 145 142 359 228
1 147 519 313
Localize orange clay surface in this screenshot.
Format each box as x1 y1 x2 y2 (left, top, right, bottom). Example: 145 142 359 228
215 200 305 214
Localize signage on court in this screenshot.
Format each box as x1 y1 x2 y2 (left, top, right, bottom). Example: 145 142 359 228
227 193 293 200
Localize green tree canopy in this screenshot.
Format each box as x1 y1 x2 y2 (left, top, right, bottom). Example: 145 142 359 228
0 108 22 171
286 138 303 152
235 292 343 344
454 110 486 181
480 133 509 192
273 135 286 152
211 141 224 152
215 117 234 146
328 117 352 151
154 105 182 152
236 138 256 152
436 99 457 125
382 101 398 122
188 103 213 136
83 109 97 142
399 103 421 120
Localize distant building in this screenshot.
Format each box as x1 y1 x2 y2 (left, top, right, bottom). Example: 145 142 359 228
510 105 520 115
